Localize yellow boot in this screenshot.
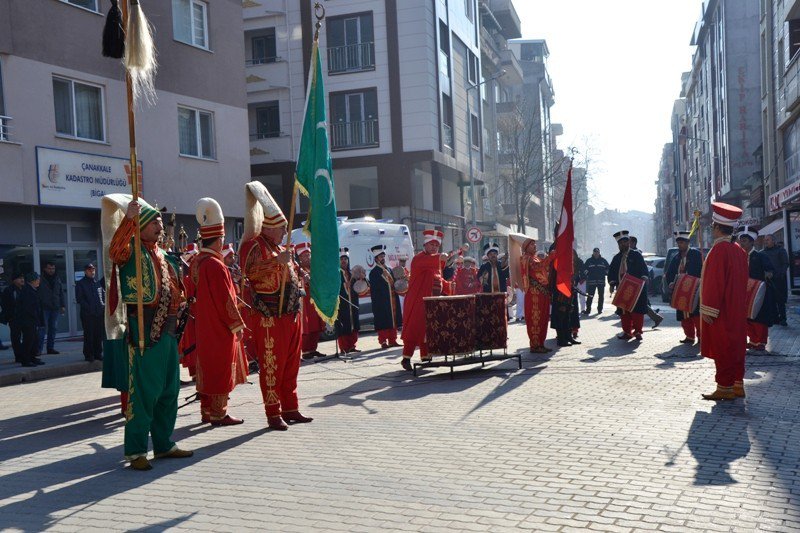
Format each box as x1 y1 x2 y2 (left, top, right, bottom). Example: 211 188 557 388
129 456 152 471
733 381 746 398
702 385 736 401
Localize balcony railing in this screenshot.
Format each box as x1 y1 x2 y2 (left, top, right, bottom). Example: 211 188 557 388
0 115 11 142
327 43 375 74
330 119 379 150
250 131 282 140
246 56 281 66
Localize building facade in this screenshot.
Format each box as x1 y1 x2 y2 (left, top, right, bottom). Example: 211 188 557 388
0 0 249 340
761 0 800 293
245 0 496 251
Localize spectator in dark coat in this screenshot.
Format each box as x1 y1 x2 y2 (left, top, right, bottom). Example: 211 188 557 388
1 272 26 362
19 272 45 367
762 234 790 326
583 248 610 314
75 263 105 362
37 261 65 354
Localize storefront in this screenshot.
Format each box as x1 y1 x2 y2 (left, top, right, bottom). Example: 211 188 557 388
768 180 800 295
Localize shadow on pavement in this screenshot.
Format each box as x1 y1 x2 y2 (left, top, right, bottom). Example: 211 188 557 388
685 402 751 485
581 337 640 363
0 429 264 532
0 395 123 462
128 513 197 532
653 345 702 369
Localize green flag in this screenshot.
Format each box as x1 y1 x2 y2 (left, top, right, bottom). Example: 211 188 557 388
295 40 340 325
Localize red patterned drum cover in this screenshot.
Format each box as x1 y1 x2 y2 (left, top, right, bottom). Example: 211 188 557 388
611 274 646 313
670 274 700 314
424 295 476 355
746 278 766 320
475 292 507 350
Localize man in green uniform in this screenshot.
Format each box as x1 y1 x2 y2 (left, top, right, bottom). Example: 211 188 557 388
103 194 193 471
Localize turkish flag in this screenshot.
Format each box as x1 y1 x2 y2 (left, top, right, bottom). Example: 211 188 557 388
554 165 574 298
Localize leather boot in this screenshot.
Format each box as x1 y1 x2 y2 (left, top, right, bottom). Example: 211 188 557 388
155 447 194 459
268 416 289 431
130 456 152 471
733 381 746 398
211 414 244 426
702 386 736 401
283 411 313 424
401 357 413 371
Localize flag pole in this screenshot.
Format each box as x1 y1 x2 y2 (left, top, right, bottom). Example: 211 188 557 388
693 210 704 259
278 3 325 316
120 0 146 353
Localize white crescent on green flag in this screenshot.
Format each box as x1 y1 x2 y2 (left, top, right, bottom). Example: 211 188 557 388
295 40 340 325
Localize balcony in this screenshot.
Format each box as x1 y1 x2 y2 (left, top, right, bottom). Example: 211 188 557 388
243 0 287 23
330 119 379 151
499 48 523 83
327 43 375 75
246 59 289 94
249 134 293 165
487 0 521 39
784 50 800 114
0 115 10 142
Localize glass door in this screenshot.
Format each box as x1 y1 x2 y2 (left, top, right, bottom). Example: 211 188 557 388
37 248 70 336
70 248 99 334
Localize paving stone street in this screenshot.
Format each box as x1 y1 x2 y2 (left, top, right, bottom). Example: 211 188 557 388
1 304 799 532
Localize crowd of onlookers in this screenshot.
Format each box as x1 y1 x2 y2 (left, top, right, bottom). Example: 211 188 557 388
0 262 106 367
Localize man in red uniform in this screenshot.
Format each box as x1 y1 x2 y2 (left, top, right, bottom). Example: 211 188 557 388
297 242 327 360
239 182 312 430
192 198 246 425
521 239 555 353
700 202 749 400
400 229 445 371
178 243 199 381
454 256 481 295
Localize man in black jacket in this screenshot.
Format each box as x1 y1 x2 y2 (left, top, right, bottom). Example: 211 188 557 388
477 243 510 293
19 272 45 367
75 263 105 362
762 234 790 326
1 272 26 362
37 261 65 355
737 227 778 352
583 248 609 314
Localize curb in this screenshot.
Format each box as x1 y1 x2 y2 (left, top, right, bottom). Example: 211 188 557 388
0 360 103 387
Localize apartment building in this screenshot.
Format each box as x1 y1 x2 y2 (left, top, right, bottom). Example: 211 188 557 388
654 143 675 256
244 0 493 250
760 0 800 293
0 0 249 339
681 0 761 246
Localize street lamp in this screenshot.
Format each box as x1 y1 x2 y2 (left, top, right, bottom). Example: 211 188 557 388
467 69 505 235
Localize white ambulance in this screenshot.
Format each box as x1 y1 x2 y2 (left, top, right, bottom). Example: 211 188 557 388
290 216 414 324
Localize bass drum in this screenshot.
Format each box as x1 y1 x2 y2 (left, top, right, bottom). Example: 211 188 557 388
353 279 370 297
391 266 407 279
394 278 409 295
351 265 367 280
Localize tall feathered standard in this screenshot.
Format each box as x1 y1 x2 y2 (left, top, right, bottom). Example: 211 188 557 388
101 0 125 59
124 0 158 104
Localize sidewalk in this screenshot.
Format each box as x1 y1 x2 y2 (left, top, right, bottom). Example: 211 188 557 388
0 339 101 387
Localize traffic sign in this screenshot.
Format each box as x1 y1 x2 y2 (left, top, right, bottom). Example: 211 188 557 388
466 227 482 243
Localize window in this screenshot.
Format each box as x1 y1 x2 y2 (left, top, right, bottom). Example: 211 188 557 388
173 0 209 50
52 77 105 141
251 31 277 64
470 114 480 148
329 89 379 150
178 106 215 159
255 102 280 139
464 0 474 22
789 19 800 64
439 20 450 79
327 13 374 73
467 52 478 85
442 94 453 150
62 0 98 12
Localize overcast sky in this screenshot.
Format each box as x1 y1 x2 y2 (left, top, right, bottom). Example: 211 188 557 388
517 0 704 214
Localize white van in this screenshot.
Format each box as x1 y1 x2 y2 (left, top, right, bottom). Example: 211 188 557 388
291 216 414 324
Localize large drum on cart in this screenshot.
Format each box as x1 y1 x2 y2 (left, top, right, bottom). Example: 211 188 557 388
474 292 507 351
424 295 475 356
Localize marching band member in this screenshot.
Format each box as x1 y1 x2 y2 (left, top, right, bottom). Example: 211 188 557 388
478 243 510 293
400 229 445 371
336 248 360 354
700 202 748 400
454 256 481 295
665 231 703 344
296 242 327 360
521 239 554 353
239 181 312 430
191 198 246 426
105 195 192 470
397 254 410 313
607 230 649 341
369 244 403 349
179 242 199 380
736 226 778 352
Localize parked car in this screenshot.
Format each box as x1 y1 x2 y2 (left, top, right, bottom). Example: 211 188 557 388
644 256 666 296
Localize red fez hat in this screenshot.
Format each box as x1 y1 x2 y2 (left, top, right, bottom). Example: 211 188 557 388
711 202 743 226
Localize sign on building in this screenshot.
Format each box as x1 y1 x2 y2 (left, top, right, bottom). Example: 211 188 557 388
768 180 800 213
36 147 142 209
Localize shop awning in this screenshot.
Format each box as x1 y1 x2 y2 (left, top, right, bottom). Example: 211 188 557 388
759 218 784 237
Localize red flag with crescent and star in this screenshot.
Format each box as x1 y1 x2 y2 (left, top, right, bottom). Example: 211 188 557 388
554 164 574 298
